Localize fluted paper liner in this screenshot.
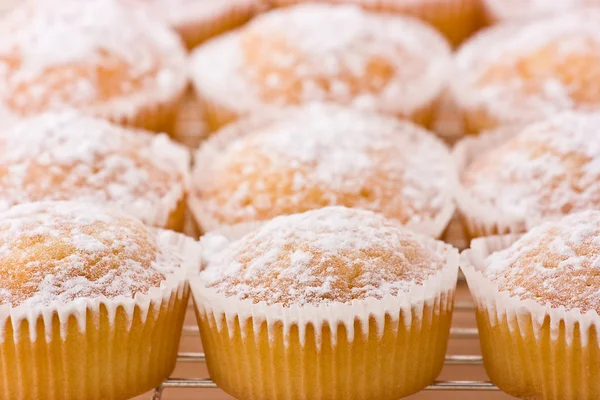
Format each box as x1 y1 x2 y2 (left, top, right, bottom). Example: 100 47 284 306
452 125 542 238
462 235 600 399
189 108 456 238
191 226 459 399
0 230 202 400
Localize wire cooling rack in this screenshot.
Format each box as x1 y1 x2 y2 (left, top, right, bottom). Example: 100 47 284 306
151 300 499 399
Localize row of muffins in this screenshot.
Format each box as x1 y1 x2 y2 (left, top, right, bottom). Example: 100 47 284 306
189 3 600 135
2 1 600 400
6 103 600 245
5 0 600 139
4 0 600 242
195 206 600 400
0 103 598 234
1 198 599 399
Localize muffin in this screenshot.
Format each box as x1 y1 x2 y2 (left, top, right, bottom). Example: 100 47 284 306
190 103 455 238
0 112 190 230
453 112 600 238
462 210 600 400
452 10 600 134
0 0 188 133
269 0 482 46
483 0 600 22
192 206 459 400
190 4 451 131
128 0 265 49
0 201 201 400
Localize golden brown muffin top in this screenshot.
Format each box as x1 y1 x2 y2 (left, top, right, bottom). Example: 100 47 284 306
0 112 188 227
201 206 446 306
194 103 451 228
0 201 182 308
484 210 600 313
463 112 600 221
454 10 600 126
190 3 450 117
0 0 186 121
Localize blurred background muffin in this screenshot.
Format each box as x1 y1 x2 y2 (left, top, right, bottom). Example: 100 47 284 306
190 103 454 237
126 0 265 49
454 112 600 238
483 0 600 23
452 10 600 134
0 0 188 133
190 3 451 131
0 112 189 230
268 0 482 46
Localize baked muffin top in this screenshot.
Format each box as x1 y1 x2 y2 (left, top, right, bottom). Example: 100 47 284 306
454 10 600 127
194 103 452 231
190 3 450 117
201 206 446 306
484 210 600 313
0 0 186 123
0 201 182 308
462 112 600 222
0 112 188 227
128 0 261 28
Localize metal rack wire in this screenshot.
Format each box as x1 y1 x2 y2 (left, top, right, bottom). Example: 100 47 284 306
152 300 499 399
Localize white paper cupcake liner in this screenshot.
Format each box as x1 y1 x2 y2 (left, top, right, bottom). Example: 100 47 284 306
191 225 459 347
462 234 600 346
452 125 535 238
0 229 202 343
189 107 456 238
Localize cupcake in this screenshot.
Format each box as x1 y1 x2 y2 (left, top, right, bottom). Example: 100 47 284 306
269 0 482 46
192 206 459 400
0 0 188 133
452 10 600 134
462 210 600 400
0 201 201 400
190 103 455 238
483 0 599 23
0 112 190 231
128 0 265 49
190 4 451 131
453 112 600 238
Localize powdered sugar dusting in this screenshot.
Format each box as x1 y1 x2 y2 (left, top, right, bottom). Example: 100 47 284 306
485 0 599 21
127 0 261 27
0 0 186 118
0 201 182 308
201 206 446 306
195 103 451 227
0 112 187 225
484 210 600 313
191 3 450 116
463 112 600 221
454 10 600 126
